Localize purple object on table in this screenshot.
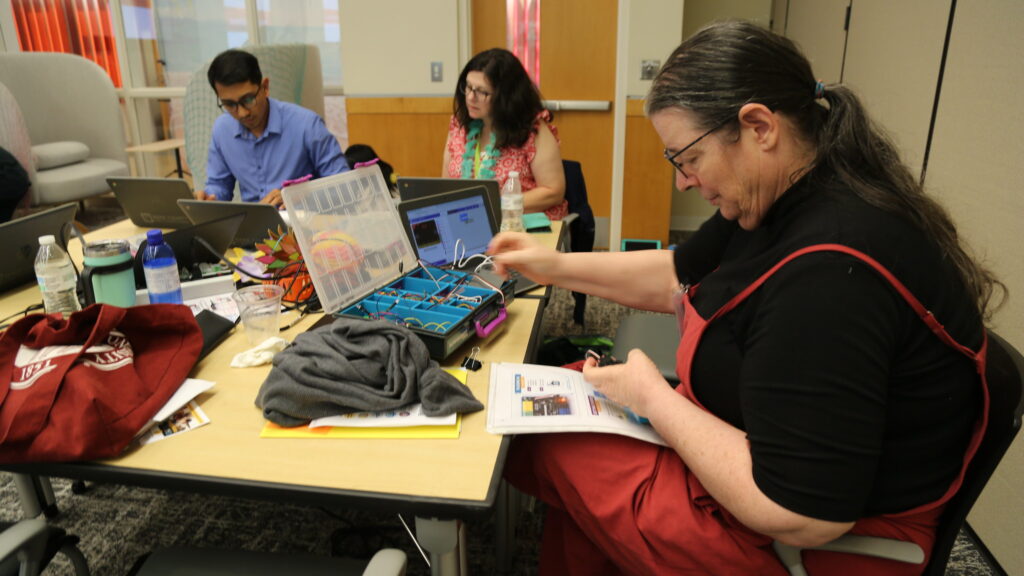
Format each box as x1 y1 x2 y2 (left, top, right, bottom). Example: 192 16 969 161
353 158 380 169
281 174 313 188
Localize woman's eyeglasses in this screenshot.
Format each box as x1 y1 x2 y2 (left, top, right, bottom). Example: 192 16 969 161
218 86 262 112
463 84 493 100
663 118 729 179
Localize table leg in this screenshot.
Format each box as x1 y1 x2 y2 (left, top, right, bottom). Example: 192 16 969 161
415 516 465 576
12 474 57 518
173 148 185 178
495 480 518 572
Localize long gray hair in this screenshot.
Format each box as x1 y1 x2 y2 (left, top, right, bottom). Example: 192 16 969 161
647 20 1004 319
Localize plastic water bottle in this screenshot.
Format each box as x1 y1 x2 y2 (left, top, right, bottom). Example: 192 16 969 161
500 171 525 233
34 235 82 317
142 229 183 304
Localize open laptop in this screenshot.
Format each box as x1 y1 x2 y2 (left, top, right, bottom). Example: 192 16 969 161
176 199 287 248
397 177 501 229
397 187 539 294
0 203 78 294
133 212 246 288
107 176 193 229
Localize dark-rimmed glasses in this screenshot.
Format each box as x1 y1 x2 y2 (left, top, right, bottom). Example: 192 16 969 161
663 118 730 179
464 84 493 100
218 86 262 112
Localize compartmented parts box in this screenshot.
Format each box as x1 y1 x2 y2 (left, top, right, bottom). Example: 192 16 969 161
282 165 511 359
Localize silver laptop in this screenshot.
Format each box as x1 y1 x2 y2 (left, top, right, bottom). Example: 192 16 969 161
397 177 501 228
397 187 538 295
0 203 78 294
176 199 287 248
107 177 193 229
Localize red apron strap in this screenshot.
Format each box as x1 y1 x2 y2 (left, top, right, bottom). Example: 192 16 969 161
696 243 987 515
711 245 969 356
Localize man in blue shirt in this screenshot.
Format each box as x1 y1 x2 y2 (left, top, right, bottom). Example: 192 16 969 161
194 49 348 207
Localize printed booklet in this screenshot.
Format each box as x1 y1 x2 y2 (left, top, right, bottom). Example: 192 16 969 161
486 362 667 446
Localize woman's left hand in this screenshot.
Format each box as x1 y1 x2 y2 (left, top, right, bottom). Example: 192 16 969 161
582 348 666 418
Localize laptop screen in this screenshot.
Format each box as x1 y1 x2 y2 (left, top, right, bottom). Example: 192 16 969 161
402 192 494 267
0 203 77 294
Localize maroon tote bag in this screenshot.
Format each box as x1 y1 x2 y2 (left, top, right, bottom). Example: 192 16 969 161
0 304 202 463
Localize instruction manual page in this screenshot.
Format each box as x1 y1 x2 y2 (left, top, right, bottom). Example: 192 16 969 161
487 363 667 446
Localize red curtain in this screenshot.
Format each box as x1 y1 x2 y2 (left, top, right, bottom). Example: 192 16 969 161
507 0 541 86
11 0 122 87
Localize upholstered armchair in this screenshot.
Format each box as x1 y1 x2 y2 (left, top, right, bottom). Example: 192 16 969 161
0 52 128 206
183 44 325 194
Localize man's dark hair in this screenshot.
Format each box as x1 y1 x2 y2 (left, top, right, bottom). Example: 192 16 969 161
207 49 262 92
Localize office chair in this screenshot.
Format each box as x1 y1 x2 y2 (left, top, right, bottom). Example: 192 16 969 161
774 329 1024 576
0 518 91 576
129 546 407 576
561 160 595 325
0 54 129 207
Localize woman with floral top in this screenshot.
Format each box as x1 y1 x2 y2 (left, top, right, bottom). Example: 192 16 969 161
443 48 567 220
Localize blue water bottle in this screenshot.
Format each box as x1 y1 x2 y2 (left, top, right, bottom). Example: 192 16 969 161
142 229 183 304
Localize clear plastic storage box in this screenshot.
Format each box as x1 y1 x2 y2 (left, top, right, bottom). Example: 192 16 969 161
282 165 509 359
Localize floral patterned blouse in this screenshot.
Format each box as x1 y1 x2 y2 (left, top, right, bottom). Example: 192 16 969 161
445 110 568 221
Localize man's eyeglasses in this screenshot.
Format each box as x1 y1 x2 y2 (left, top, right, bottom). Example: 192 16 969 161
663 118 730 179
218 87 262 112
464 84 493 100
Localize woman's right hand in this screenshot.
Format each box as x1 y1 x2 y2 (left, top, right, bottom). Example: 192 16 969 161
488 231 560 286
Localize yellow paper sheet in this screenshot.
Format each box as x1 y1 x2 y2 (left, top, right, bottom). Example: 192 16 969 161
260 417 461 439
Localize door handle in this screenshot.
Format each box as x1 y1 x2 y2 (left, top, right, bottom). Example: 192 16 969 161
542 100 611 112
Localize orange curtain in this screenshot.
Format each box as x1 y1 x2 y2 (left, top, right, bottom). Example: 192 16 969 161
11 0 122 87
506 0 541 86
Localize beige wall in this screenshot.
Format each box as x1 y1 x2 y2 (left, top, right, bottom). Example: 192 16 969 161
782 0 848 83
925 2 1024 573
626 0 683 98
683 0 772 39
339 0 460 96
843 0 949 178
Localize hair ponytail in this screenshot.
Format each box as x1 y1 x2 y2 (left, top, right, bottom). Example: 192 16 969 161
648 20 1004 319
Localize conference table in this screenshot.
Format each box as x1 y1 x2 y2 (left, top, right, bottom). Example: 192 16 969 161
0 217 564 576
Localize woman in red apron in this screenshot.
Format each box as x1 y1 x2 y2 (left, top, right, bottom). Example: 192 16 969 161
491 20 1003 576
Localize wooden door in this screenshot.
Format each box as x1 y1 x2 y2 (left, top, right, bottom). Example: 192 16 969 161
473 0 618 247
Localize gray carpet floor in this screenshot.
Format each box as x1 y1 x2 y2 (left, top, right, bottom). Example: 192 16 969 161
0 199 1000 575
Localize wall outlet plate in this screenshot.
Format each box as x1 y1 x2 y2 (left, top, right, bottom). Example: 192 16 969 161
641 59 660 81
431 61 443 82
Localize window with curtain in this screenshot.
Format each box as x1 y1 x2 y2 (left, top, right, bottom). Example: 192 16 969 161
10 0 122 86
120 0 250 89
255 0 345 147
506 0 540 85
256 0 342 86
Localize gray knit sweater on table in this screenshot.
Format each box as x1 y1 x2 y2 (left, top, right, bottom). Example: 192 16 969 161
256 317 484 427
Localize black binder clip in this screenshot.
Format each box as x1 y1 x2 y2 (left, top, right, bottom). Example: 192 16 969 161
461 347 483 371
585 350 621 367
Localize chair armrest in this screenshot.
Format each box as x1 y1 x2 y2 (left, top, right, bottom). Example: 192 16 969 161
773 534 925 576
362 548 408 576
558 212 579 251
0 518 48 573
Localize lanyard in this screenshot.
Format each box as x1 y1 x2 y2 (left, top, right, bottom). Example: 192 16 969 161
473 140 482 178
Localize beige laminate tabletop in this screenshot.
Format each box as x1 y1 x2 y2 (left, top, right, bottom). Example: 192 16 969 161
1 218 558 517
